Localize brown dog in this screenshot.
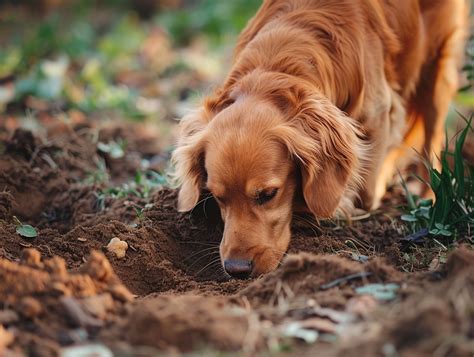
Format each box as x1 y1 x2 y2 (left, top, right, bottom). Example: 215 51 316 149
172 0 468 278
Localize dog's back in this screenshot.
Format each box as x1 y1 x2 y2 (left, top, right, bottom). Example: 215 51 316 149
232 0 467 110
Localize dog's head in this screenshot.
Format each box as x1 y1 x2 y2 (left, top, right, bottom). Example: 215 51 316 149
172 72 363 278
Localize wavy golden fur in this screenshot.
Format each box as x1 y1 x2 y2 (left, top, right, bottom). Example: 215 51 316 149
172 0 468 277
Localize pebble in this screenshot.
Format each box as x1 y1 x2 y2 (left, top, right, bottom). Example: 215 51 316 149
106 238 128 259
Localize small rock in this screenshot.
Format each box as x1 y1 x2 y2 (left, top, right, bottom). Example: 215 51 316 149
106 238 128 259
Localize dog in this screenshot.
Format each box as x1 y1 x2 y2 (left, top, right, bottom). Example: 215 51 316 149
172 0 467 278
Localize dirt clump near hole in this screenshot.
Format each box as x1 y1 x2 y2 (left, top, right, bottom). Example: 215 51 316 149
105 295 259 353
240 253 402 310
333 246 474 357
0 249 132 356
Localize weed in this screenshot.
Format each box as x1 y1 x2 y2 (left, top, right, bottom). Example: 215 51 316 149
94 170 167 211
13 216 38 238
97 139 127 159
134 206 145 221
401 114 473 242
85 158 110 185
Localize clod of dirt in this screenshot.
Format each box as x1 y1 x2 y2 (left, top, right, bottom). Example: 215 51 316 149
107 295 259 353
21 248 43 268
0 249 133 355
240 253 402 309
107 237 128 259
444 244 474 278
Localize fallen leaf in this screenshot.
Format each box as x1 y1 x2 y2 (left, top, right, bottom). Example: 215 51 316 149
355 283 399 301
16 224 38 238
60 344 113 357
281 322 319 343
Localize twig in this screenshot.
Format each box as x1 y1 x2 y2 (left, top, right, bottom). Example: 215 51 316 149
320 271 372 290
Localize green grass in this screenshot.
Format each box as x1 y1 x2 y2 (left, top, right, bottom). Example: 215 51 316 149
401 114 473 242
94 170 167 211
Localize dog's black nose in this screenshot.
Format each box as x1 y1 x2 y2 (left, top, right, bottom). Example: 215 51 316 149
224 259 253 279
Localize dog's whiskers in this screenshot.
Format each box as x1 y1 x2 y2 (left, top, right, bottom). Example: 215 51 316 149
293 215 322 237
185 251 220 273
183 246 220 263
190 194 214 215
193 257 222 278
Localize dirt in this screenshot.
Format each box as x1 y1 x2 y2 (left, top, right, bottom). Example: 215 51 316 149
0 121 473 356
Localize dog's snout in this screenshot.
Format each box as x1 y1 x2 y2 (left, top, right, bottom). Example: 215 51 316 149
224 259 253 279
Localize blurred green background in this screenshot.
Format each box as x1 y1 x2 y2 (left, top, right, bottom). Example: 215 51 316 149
0 0 472 129
0 0 261 125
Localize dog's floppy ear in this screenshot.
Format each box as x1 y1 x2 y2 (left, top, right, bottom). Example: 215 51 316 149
271 94 363 218
171 109 209 212
171 88 236 212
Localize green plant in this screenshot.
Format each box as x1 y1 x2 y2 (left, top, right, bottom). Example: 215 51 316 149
401 114 473 241
13 216 38 238
85 158 110 185
93 170 167 210
97 139 127 159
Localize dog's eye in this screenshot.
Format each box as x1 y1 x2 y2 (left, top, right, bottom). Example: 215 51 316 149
255 188 278 205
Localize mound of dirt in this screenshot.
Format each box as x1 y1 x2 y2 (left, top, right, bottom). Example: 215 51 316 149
0 249 132 356
105 295 258 353
240 253 402 309
334 246 474 357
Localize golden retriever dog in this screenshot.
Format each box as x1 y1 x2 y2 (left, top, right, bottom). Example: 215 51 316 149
172 0 467 278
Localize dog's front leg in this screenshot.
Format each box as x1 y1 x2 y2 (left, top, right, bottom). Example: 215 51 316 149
359 114 391 211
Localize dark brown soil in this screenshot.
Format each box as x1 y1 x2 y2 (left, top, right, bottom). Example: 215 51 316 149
0 122 473 356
